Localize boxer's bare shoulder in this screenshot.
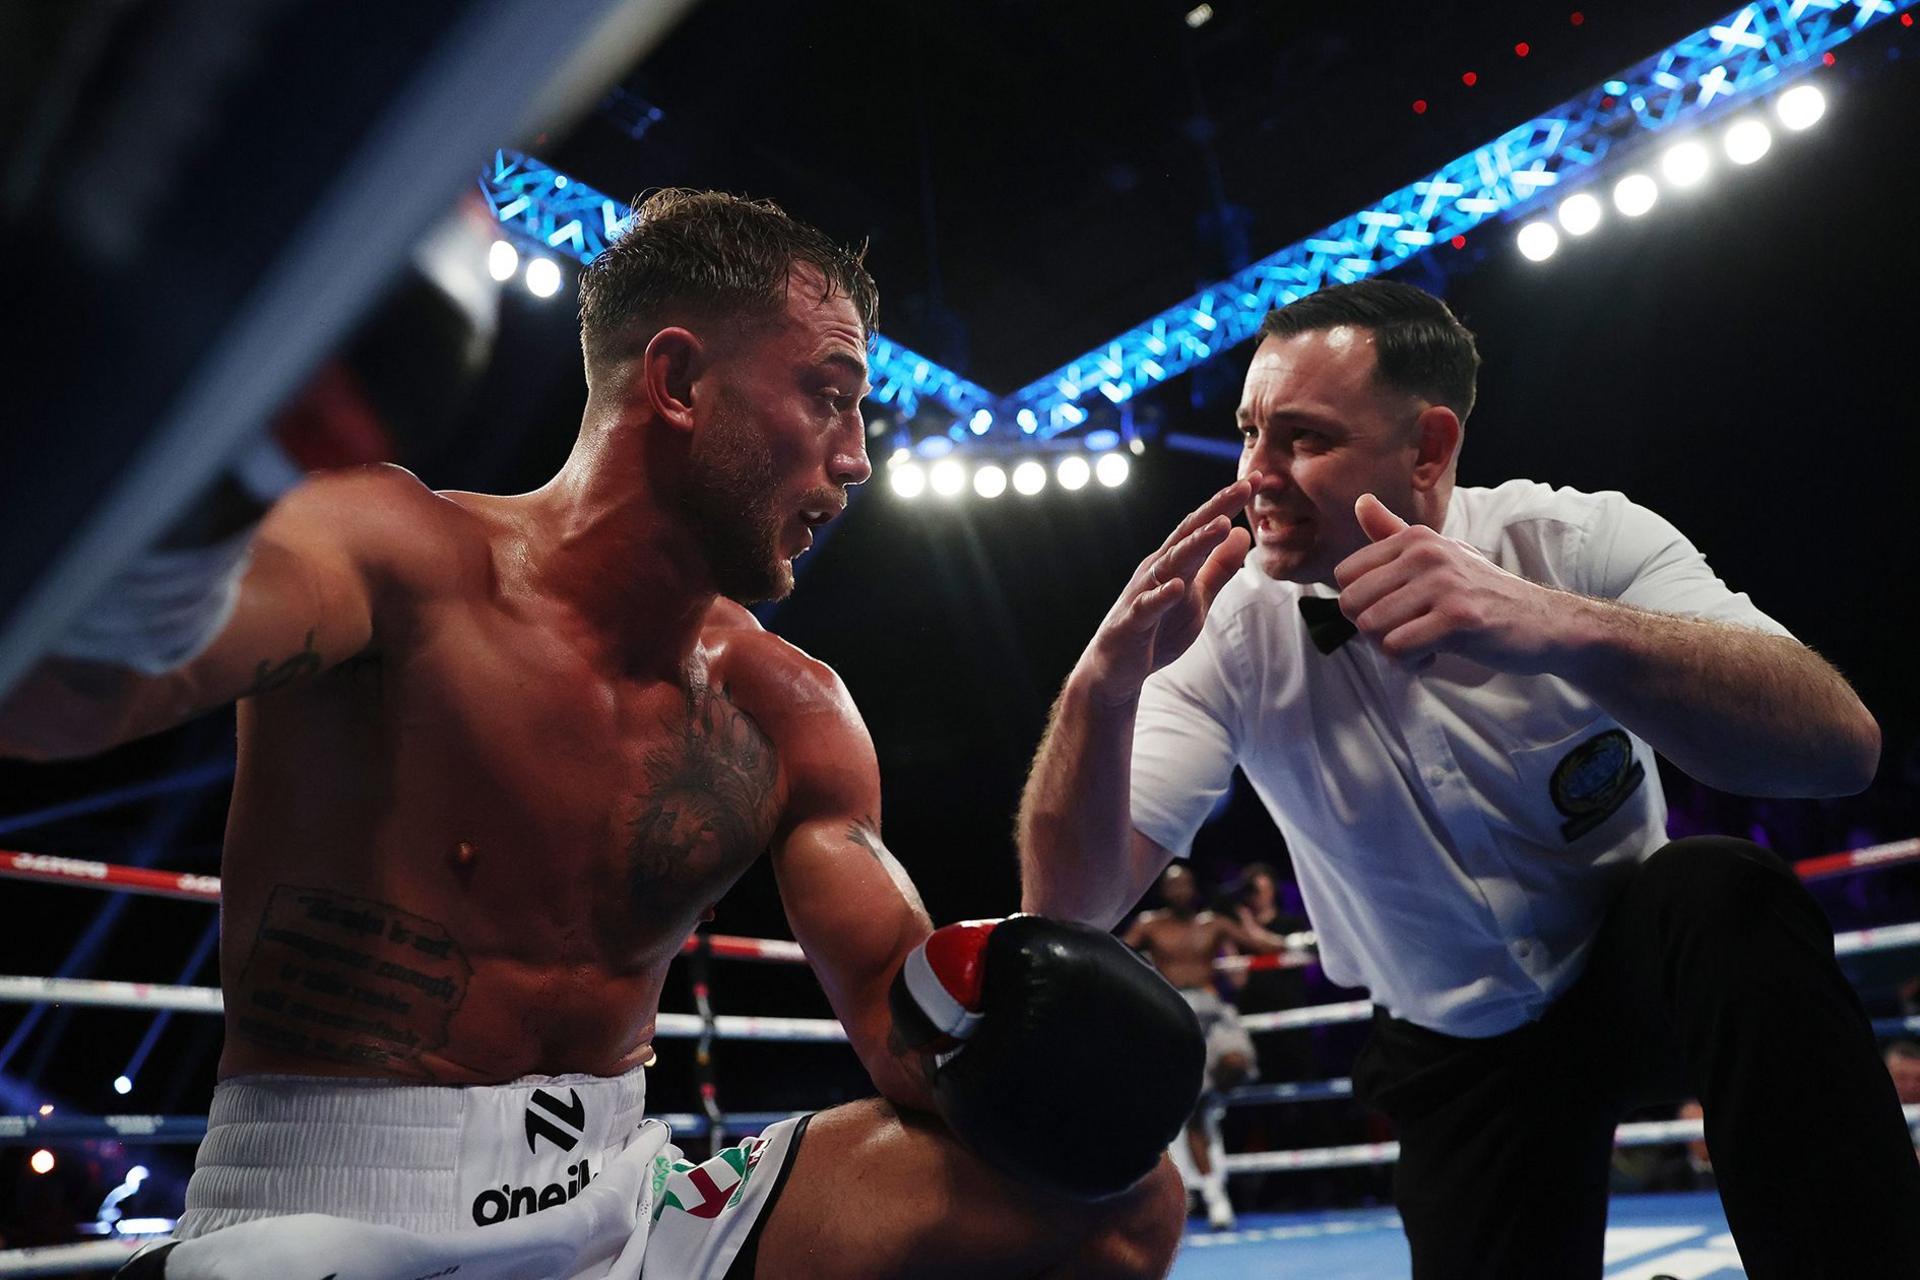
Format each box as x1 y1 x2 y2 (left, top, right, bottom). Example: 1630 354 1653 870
699 602 874 818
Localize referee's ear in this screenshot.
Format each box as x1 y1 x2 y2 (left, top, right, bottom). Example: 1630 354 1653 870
1411 403 1462 491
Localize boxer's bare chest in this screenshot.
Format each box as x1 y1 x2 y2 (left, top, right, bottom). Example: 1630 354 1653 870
391 612 785 947
221 605 791 1079
1139 914 1224 988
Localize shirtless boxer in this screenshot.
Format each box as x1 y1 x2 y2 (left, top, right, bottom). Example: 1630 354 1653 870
1122 864 1283 1229
0 190 1193 1278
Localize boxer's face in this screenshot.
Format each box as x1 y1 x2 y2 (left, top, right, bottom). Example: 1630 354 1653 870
1246 872 1275 917
1160 867 1198 913
1235 328 1426 584
682 268 872 602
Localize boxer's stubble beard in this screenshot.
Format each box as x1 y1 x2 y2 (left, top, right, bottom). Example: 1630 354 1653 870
679 391 790 604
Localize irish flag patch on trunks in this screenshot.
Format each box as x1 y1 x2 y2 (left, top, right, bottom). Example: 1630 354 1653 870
652 1133 770 1222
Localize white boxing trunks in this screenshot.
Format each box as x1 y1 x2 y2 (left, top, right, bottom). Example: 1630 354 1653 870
126 1067 810 1280
1181 986 1258 1081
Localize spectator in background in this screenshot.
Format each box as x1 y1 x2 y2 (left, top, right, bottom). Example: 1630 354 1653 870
1613 1098 1714 1194
1124 864 1289 1229
1678 1099 1715 1188
1885 1040 1920 1107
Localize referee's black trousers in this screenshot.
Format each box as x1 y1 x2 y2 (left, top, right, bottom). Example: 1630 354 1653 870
1352 835 1920 1279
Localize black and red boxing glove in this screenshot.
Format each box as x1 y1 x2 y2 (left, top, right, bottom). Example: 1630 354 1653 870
889 914 1205 1200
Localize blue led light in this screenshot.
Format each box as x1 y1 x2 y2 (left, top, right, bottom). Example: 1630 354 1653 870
481 0 1909 449
1003 0 1908 438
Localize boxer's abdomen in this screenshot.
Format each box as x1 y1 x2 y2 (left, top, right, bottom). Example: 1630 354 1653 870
212 600 783 1083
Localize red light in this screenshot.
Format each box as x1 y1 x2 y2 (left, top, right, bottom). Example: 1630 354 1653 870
1515 42 1531 57
1412 99 1429 114
1570 11 1585 26
1462 71 1478 87
1822 51 1836 65
1450 235 1467 250
1600 96 1616 109
1903 11 1913 25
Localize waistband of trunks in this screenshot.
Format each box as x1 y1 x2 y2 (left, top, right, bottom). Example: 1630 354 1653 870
178 1066 650 1237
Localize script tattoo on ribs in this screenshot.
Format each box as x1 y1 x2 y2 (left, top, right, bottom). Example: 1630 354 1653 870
233 885 472 1072
625 677 780 917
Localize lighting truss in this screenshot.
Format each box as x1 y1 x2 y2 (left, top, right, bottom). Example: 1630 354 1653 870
481 0 1912 440
1009 0 1911 437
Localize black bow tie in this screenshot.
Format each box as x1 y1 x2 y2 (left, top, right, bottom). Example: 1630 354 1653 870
1298 595 1358 654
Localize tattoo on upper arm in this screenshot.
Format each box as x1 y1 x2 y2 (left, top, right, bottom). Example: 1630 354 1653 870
846 816 884 863
244 629 322 697
232 884 472 1074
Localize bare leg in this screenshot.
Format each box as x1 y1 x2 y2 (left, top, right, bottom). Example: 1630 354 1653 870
754 1099 1186 1279
1186 1117 1212 1177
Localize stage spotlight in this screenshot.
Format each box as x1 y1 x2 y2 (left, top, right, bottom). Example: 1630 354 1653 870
969 410 993 436
1515 220 1559 262
114 1075 132 1095
30 1149 54 1175
487 240 519 283
1057 455 1092 491
929 458 967 498
1660 140 1710 188
1723 118 1772 165
1012 460 1047 495
1095 453 1130 488
973 464 1008 498
1557 192 1602 236
524 258 563 298
1776 83 1825 131
1612 173 1658 217
37 1103 53 1117
889 462 927 499
1016 408 1038 434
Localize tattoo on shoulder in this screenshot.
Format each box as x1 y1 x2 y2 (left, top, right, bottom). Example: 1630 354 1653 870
244 629 322 697
231 884 472 1074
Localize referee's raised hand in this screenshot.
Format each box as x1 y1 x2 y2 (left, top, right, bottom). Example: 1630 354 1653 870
1078 473 1258 703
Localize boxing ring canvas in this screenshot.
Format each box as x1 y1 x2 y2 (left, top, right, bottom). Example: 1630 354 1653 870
1173 1192 1743 1279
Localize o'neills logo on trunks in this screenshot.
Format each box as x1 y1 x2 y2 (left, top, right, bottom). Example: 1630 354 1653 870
524 1087 586 1154
471 1159 593 1226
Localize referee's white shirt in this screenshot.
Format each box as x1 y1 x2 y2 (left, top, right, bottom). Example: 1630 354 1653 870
1130 479 1794 1038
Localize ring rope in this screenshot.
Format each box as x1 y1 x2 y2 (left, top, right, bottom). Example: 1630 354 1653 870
1221 836 1920 972
1220 1104 1920 1174
0 851 806 962
6 836 1916 975
5 913 1917 1036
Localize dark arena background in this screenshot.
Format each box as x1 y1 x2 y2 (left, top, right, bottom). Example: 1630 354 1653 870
2 2 1918 1275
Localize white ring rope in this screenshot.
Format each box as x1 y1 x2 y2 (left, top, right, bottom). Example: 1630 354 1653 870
1221 1105 1920 1174
4 914 1917 1036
